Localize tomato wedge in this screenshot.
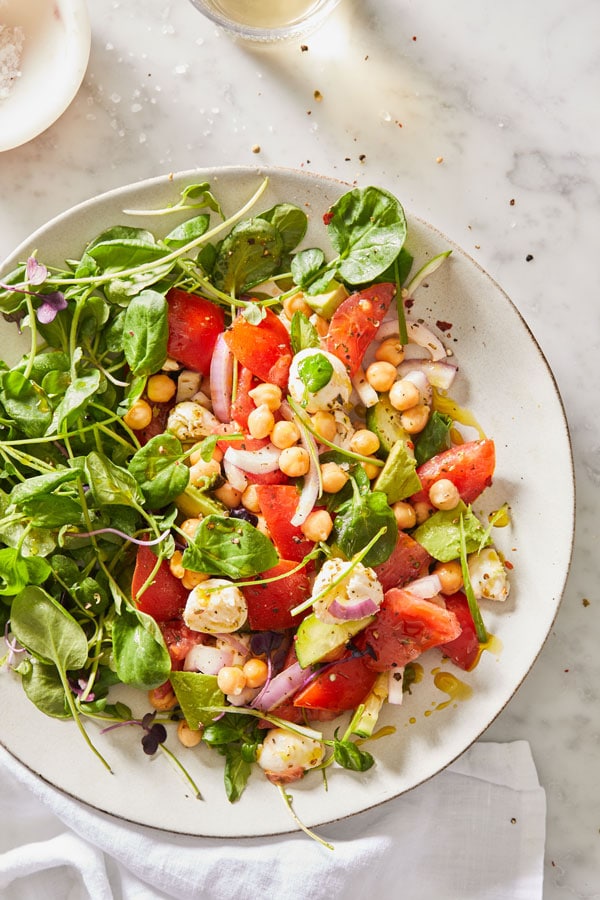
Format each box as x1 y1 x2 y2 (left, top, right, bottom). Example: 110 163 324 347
159 620 204 670
166 288 225 374
326 283 396 375
438 592 480 670
224 309 292 388
255 484 315 562
293 653 378 711
131 544 189 623
230 366 258 429
373 529 432 592
242 559 311 630
410 439 496 505
362 587 462 671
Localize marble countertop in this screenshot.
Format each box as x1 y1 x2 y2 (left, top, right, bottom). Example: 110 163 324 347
0 0 598 896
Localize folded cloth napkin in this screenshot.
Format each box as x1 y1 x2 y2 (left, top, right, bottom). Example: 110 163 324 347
0 740 545 900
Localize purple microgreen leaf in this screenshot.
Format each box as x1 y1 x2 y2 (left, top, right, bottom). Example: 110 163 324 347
35 291 67 324
26 256 48 285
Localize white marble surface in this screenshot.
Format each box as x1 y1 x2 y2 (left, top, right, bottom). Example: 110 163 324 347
0 0 598 896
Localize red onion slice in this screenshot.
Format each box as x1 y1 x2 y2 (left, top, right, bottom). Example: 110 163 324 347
403 573 443 599
406 320 447 362
224 443 281 474
327 595 380 621
398 358 458 390
280 401 321 526
223 457 248 492
251 661 309 712
209 333 234 423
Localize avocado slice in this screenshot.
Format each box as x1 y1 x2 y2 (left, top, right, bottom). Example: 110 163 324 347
353 672 389 738
374 439 422 504
175 484 226 519
366 394 411 457
304 280 349 319
295 613 374 669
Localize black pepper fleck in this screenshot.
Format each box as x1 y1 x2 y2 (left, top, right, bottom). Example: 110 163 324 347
526 254 534 262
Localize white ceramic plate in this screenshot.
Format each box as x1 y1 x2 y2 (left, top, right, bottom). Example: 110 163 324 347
0 0 90 153
0 167 574 837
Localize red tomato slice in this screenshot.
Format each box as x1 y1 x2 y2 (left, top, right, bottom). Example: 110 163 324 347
293 653 378 711
255 484 315 562
373 529 432 592
159 620 204 670
242 559 311 630
410 439 496 505
230 366 257 429
166 288 225 375
362 587 462 672
131 544 189 623
224 309 292 388
326 283 396 375
438 592 480 670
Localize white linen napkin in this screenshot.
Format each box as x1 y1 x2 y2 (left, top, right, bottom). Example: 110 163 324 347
0 740 546 900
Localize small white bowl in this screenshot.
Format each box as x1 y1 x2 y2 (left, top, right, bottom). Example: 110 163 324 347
0 0 91 152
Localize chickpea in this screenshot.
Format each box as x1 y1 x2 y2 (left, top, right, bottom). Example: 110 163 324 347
189 445 222 465
214 482 243 508
349 428 380 457
243 657 269 689
180 518 202 542
389 379 421 412
123 399 153 431
312 314 329 337
283 292 312 320
247 403 275 440
392 501 417 530
182 569 209 590
189 457 221 486
361 458 381 480
320 461 349 493
301 509 334 542
146 374 177 404
400 403 431 434
429 478 461 511
413 500 434 524
311 411 337 442
177 719 203 748
279 446 310 478
148 686 178 711
248 382 282 411
365 360 398 393
241 483 261 513
217 666 247 696
434 559 463 595
169 550 186 580
375 337 405 367
271 420 300 449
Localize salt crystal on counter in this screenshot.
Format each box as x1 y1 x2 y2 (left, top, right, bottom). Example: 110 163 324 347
0 24 25 100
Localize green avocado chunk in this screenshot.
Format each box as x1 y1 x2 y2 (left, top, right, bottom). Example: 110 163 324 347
374 438 422 504
303 280 349 319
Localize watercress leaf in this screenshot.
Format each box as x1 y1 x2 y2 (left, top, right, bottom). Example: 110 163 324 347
19 493 84 528
212 218 284 294
0 548 30 595
164 214 210 249
413 411 453 466
86 225 157 251
11 585 89 670
241 302 267 325
122 289 168 377
290 311 320 354
327 186 407 285
180 183 223 216
181 514 278 578
84 451 144 509
103 309 126 352
10 469 78 505
197 242 217 276
169 671 225 729
332 488 396 567
412 501 490 562
298 351 333 393
259 203 308 253
333 739 374 772
17 658 70 718
22 349 70 383
223 746 253 803
112 606 171 689
86 234 166 273
0 370 52 438
290 248 326 289
49 368 104 434
128 433 190 507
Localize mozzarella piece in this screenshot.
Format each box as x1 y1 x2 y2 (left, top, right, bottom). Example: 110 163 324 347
257 728 324 775
311 558 383 624
183 579 248 633
167 400 219 442
288 348 352 414
467 548 510 602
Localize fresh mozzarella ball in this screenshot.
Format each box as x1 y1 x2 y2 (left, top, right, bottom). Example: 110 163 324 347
167 401 219 442
311 558 384 624
183 578 248 633
257 728 324 777
288 348 352 414
467 548 510 602
184 643 232 674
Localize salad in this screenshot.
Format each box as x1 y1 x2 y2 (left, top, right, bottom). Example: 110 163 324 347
0 178 510 825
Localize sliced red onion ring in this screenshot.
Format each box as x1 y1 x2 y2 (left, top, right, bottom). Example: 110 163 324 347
251 661 309 712
223 457 248 492
224 443 281 474
327 595 380 621
398 358 458 391
406 320 447 362
387 668 405 705
401 369 432 402
209 333 234 423
280 400 321 526
403 573 443 599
